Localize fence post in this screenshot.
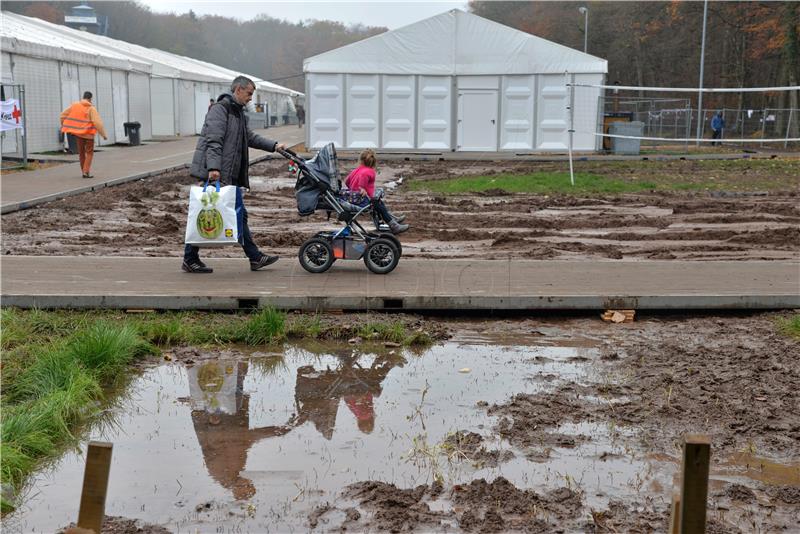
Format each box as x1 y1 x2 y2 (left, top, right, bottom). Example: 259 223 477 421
760 108 767 147
20 84 28 167
77 441 113 534
678 434 710 534
785 108 794 148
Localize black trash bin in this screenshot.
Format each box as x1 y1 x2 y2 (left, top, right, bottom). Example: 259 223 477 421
123 121 142 146
270 116 277 126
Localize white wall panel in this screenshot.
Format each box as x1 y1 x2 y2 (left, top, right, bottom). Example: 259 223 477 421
417 76 451 150
111 70 129 141
150 78 175 136
95 68 115 145
194 85 210 134
345 74 379 148
177 80 195 136
572 73 603 151
78 65 97 104
381 75 415 149
535 74 568 151
128 72 151 140
457 76 499 90
1 53 13 83
309 73 343 148
59 62 80 113
11 56 61 152
500 75 534 150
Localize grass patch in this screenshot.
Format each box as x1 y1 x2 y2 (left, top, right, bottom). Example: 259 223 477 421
408 172 659 195
235 308 286 345
777 314 800 339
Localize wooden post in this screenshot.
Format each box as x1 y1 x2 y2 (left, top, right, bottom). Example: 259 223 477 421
77 441 113 534
679 434 710 534
669 485 681 534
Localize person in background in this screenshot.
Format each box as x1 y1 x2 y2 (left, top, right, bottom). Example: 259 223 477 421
208 98 215 111
60 91 107 178
296 104 305 128
711 111 725 146
183 76 287 274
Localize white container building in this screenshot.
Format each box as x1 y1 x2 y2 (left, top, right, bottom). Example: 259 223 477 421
303 9 607 152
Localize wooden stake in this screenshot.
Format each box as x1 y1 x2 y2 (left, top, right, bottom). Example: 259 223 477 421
669 484 682 534
679 434 711 534
77 441 113 534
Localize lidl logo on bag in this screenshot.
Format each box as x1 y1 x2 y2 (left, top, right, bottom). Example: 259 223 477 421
225 229 233 238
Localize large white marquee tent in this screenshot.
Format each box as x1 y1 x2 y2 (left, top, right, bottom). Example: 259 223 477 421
304 9 607 152
1 11 301 153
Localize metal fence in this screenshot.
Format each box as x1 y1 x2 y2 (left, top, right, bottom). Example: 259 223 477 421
603 96 798 148
1 83 28 170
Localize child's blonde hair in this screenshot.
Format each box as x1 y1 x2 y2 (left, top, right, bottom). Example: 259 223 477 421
359 149 377 169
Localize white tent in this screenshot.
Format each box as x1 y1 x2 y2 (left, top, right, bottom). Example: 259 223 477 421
304 9 607 152
1 11 303 150
1 10 152 151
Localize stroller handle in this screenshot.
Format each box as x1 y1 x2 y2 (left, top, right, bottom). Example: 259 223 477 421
277 147 300 160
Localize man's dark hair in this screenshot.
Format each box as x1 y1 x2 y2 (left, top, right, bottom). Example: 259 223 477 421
83 91 93 100
231 76 254 92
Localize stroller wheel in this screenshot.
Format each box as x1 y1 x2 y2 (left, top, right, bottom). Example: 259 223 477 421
364 238 400 275
299 237 334 273
378 233 402 257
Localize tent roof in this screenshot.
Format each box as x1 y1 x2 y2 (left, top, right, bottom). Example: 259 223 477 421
304 9 607 75
3 12 302 96
0 11 151 73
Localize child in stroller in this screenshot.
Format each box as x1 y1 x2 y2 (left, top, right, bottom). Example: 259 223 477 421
281 143 402 274
343 149 408 234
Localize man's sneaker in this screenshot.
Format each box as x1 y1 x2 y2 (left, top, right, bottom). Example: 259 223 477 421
393 214 407 224
250 255 279 271
82 173 93 179
181 259 213 273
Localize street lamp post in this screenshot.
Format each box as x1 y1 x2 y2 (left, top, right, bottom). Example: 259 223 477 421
578 6 589 53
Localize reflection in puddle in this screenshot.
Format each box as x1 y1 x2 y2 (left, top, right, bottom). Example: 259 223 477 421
4 337 797 533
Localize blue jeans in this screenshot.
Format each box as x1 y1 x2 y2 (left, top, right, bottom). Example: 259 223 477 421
184 203 261 263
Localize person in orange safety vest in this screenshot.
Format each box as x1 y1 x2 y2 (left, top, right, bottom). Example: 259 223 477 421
60 91 107 178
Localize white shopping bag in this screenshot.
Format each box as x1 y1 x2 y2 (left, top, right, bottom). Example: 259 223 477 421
184 180 242 247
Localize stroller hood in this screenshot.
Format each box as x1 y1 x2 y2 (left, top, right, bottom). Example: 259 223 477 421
295 142 340 216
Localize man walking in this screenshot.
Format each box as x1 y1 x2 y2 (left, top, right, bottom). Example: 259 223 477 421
60 91 107 178
710 111 725 146
183 76 287 274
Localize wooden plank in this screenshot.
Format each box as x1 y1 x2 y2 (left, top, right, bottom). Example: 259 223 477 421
679 434 711 534
77 441 113 534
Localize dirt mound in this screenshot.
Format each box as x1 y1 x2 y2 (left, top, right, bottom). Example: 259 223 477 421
452 477 583 531
442 431 515 467
60 516 171 534
343 480 449 532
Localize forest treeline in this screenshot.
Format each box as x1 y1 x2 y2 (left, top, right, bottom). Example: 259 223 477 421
3 1 798 110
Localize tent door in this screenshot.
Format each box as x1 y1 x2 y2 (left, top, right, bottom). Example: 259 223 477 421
111 71 129 142
457 90 498 151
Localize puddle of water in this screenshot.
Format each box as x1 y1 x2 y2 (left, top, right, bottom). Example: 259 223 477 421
4 337 796 532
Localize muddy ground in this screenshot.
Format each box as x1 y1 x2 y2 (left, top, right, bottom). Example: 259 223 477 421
2 157 798 261
304 313 800 533
18 312 795 533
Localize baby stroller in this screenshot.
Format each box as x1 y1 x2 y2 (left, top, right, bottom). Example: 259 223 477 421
278 143 402 274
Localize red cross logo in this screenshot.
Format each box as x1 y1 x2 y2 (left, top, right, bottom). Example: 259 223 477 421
11 105 21 123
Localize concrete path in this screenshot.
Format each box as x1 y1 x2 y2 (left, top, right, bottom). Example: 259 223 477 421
2 257 797 311
0 125 305 214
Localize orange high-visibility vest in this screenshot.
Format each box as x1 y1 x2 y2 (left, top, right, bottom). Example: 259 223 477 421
61 102 97 137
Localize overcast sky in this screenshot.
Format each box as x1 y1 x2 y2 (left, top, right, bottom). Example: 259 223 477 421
138 0 469 30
